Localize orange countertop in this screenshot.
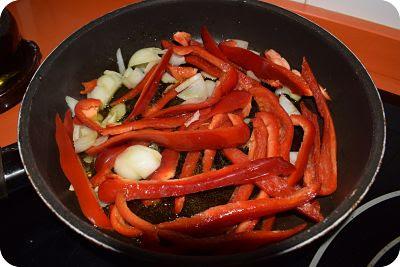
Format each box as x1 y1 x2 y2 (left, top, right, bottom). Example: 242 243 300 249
1 0 400 147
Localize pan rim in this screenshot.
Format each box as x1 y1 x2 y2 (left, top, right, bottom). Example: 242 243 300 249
18 0 386 263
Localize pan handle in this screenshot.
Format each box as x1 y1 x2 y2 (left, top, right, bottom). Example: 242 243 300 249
0 143 30 199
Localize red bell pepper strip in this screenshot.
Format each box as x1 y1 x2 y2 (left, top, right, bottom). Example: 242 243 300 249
224 148 323 222
261 216 276 231
174 151 201 214
127 48 173 119
110 205 143 238
302 58 337 196
190 39 203 46
151 67 238 117
256 112 280 158
219 44 312 96
157 186 314 235
86 113 249 155
200 26 228 61
173 31 191 46
161 40 174 49
219 40 237 47
54 115 111 229
74 98 103 132
185 55 222 78
159 223 306 252
248 117 268 160
249 86 294 161
167 65 198 81
63 109 74 140
287 115 316 186
235 71 259 91
80 79 97 94
98 157 294 203
90 165 112 187
115 192 159 242
143 84 180 118
110 66 158 106
100 114 191 136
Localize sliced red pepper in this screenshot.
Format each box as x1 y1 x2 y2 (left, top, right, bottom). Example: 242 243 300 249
100 114 191 136
185 55 222 78
287 115 316 186
248 117 268 160
94 144 130 172
127 48 173 119
302 58 337 196
261 216 276 231
80 79 97 94
223 148 248 164
173 31 191 46
143 84 180 118
249 86 293 161
256 112 280 157
159 223 306 252
161 40 174 49
235 71 259 91
98 157 294 203
189 39 203 46
54 115 111 229
157 186 314 235
90 165 112 187
200 26 228 61
174 151 201 214
167 65 198 81
86 113 249 155
110 205 143 238
219 44 312 96
74 98 103 132
219 40 237 47
63 109 74 140
152 67 238 117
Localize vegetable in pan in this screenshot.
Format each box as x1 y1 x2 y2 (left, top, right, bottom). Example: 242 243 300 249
55 26 337 254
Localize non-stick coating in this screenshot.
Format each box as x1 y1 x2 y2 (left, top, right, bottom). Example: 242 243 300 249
18 0 385 264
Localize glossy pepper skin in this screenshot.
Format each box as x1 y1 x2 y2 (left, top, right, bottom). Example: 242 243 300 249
55 114 111 229
185 55 222 78
200 26 228 61
97 157 295 203
85 113 250 155
74 98 103 132
302 58 337 196
219 44 312 96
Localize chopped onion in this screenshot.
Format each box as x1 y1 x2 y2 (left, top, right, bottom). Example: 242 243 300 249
201 71 217 80
94 135 109 146
205 80 216 97
275 87 301 102
232 39 249 49
177 76 207 101
116 48 125 74
83 155 94 164
289 151 298 165
114 145 162 180
87 70 122 106
69 184 74 191
122 67 144 89
128 47 162 67
73 124 98 153
243 118 251 124
250 50 261 55
184 110 201 127
175 73 203 93
246 70 260 82
144 59 160 74
101 103 126 127
279 95 300 116
169 53 186 66
161 72 178 83
65 96 78 116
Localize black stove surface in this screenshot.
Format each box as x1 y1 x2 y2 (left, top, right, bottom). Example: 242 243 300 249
1 99 399 267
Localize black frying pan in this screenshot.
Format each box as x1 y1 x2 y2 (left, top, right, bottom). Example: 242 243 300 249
0 0 385 265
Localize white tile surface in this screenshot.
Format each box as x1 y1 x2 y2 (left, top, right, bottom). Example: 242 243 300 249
307 0 400 29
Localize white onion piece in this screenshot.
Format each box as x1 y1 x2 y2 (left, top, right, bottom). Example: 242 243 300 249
177 77 207 101
69 184 74 191
83 155 94 164
122 67 144 88
232 39 249 49
114 145 162 180
101 103 126 127
243 118 251 124
163 84 175 93
88 70 122 106
94 135 109 146
250 50 261 55
128 47 162 67
289 151 298 165
246 70 260 82
169 53 186 66
201 71 217 80
94 187 108 207
175 73 203 93
73 125 98 153
144 60 160 74
116 48 125 74
181 97 206 105
161 72 178 83
184 110 201 127
65 96 78 117
279 95 300 116
205 80 216 97
275 87 301 102
158 49 168 55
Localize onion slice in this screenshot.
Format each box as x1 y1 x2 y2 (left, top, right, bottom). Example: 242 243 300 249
279 95 300 116
116 48 125 74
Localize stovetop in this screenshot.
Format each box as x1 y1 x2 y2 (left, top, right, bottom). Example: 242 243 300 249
1 100 399 267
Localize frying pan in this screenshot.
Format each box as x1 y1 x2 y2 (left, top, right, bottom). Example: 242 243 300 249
0 0 385 265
